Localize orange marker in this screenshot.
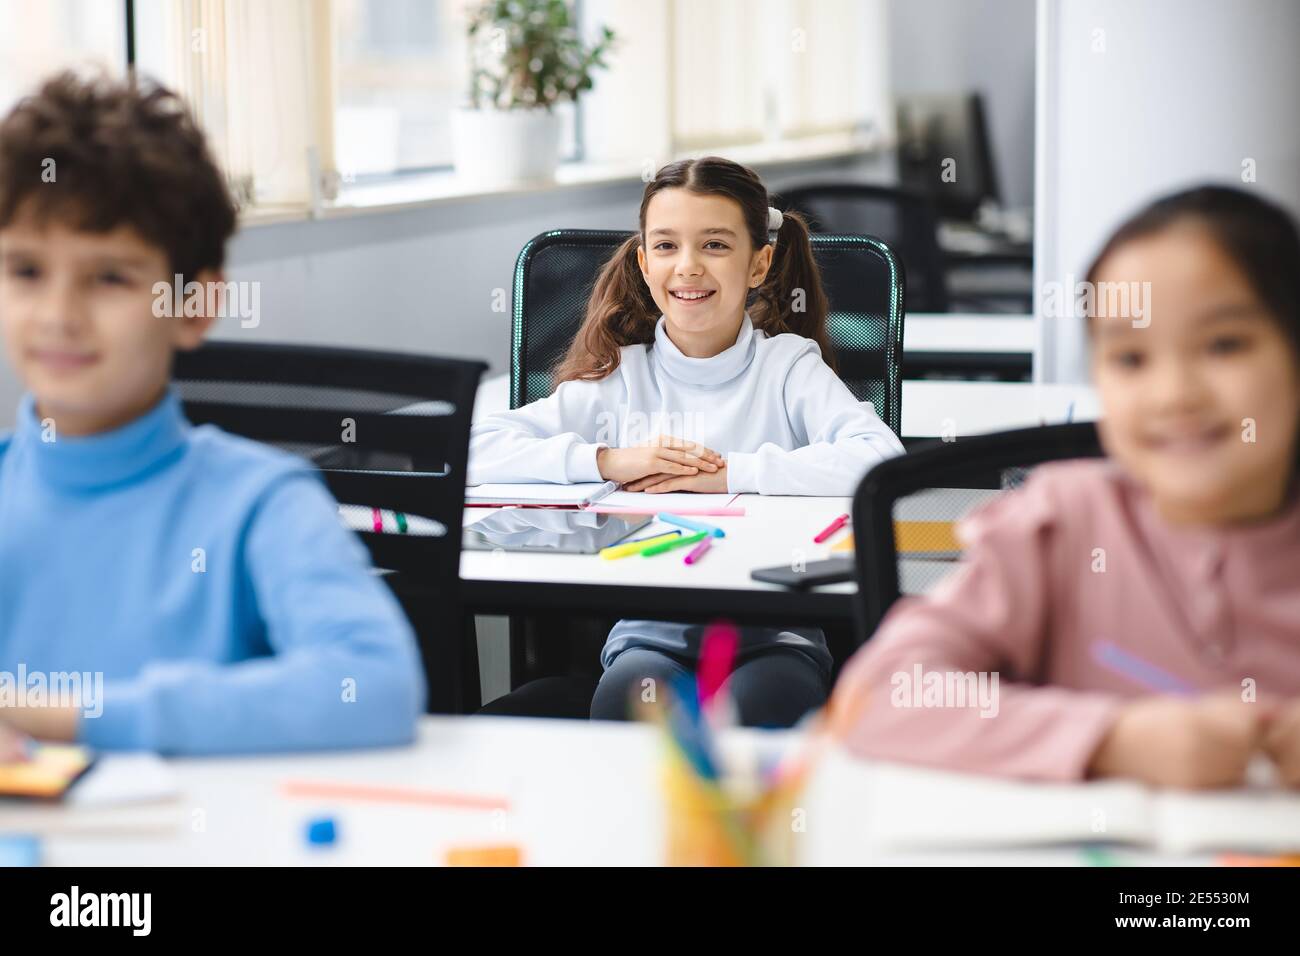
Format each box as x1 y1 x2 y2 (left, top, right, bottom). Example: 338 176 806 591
1218 853 1300 867
445 844 523 867
281 779 509 812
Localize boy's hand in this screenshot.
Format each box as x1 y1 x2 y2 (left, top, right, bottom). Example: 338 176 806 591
1263 699 1300 788
596 435 724 485
0 704 79 744
0 720 33 763
1088 692 1273 789
622 467 729 494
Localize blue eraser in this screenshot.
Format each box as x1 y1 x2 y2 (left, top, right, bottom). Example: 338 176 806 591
305 817 337 846
0 834 42 867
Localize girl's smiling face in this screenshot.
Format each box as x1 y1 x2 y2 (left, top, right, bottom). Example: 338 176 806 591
1090 222 1300 526
637 188 772 357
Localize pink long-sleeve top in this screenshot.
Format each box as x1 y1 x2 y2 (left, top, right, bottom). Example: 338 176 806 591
835 460 1300 781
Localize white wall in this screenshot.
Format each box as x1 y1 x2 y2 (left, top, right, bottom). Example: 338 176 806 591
888 0 1037 209
1035 0 1300 382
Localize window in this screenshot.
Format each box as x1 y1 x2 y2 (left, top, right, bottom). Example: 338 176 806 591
133 0 333 212
332 0 578 180
583 0 885 166
2 0 885 220
0 0 126 117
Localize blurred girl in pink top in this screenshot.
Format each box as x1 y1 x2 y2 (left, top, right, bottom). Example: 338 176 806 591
832 186 1300 789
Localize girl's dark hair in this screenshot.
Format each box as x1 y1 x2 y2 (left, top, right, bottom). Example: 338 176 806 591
1085 185 1300 351
555 156 832 383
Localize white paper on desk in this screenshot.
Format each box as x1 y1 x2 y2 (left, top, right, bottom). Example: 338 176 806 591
68 753 179 807
597 491 740 512
0 754 183 836
863 763 1151 850
862 761 1300 854
465 482 614 507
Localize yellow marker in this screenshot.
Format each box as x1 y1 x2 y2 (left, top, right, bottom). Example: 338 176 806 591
600 531 681 560
894 520 960 554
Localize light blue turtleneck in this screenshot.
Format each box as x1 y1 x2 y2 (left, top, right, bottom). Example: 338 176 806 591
0 389 424 753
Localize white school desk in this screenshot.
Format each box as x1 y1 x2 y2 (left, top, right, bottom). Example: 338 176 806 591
461 494 858 625
904 312 1034 379
905 313 1035 354
33 716 1199 866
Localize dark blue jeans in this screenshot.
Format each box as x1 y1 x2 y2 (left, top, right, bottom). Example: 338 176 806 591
589 645 828 728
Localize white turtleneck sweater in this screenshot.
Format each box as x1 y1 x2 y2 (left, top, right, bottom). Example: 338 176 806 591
468 313 903 494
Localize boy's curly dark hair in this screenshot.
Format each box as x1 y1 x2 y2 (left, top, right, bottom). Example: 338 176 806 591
0 70 236 281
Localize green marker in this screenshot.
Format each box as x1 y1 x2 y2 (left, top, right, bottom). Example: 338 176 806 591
640 530 708 557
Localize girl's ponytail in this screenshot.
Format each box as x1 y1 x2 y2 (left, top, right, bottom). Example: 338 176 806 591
554 234 659 384
750 209 835 370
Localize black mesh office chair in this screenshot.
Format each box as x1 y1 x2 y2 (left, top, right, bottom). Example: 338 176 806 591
851 422 1105 642
172 341 487 713
773 184 950 314
511 228 905 436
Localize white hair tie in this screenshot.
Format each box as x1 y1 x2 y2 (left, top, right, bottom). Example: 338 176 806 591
767 206 784 243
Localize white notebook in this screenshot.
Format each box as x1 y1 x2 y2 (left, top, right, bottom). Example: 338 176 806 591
464 481 617 508
597 490 740 511
0 753 182 836
464 483 739 513
860 760 1300 855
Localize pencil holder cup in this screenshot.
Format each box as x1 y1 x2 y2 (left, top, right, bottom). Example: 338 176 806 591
659 742 803 867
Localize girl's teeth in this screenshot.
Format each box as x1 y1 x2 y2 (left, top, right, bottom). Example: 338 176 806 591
673 291 712 300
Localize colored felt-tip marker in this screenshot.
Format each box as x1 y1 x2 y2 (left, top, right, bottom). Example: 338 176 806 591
657 513 724 538
814 513 850 543
371 507 384 533
1091 641 1197 696
600 530 681 560
641 530 708 557
683 536 713 565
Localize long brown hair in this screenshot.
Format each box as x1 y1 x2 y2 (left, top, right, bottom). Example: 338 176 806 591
554 156 833 383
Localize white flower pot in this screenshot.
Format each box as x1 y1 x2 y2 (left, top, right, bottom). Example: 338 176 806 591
450 107 561 189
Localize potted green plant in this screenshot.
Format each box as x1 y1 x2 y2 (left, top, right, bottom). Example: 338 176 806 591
451 0 616 188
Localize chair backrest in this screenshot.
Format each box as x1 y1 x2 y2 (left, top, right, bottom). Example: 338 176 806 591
173 341 485 596
511 228 906 436
774 183 950 314
850 422 1105 643
173 342 487 713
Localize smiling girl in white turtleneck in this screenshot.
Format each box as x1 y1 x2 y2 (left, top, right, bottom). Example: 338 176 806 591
468 156 904 726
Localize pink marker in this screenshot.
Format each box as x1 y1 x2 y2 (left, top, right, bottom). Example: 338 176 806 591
814 513 850 543
371 508 384 533
698 622 739 709
683 536 712 565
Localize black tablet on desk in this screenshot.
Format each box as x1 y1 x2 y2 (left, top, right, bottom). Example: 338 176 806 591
462 509 652 555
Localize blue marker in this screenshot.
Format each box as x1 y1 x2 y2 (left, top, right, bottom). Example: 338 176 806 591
657 513 724 538
1091 641 1196 696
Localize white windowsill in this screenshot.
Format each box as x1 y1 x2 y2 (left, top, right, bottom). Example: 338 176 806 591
237 129 887 229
